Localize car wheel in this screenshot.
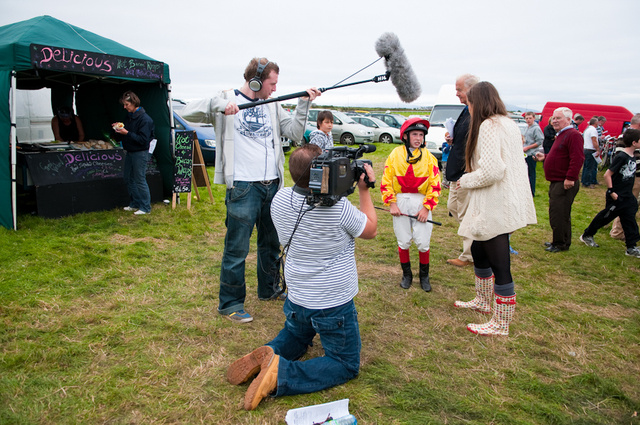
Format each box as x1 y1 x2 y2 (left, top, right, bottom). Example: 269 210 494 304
379 133 392 144
340 133 355 145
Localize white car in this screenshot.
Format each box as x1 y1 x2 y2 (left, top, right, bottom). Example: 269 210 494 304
350 116 402 144
305 109 374 145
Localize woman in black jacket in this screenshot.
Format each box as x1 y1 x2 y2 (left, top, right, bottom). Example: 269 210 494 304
114 91 154 215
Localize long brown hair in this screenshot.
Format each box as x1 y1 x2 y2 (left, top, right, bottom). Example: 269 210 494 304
465 81 507 171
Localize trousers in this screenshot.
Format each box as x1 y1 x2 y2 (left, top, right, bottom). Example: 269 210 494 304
268 298 361 396
548 181 580 250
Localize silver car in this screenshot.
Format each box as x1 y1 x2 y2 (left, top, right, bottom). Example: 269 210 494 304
351 115 402 144
307 109 374 145
367 113 407 129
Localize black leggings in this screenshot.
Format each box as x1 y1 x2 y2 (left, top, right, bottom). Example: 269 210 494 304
471 233 513 286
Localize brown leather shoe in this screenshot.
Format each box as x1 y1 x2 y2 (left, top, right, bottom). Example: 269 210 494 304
227 346 273 385
446 258 472 267
244 351 279 410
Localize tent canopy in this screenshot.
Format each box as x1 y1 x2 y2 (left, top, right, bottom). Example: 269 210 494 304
0 16 174 230
0 15 170 86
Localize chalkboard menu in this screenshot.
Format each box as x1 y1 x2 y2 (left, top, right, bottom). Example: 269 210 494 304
23 149 124 185
30 44 165 81
20 149 160 186
173 131 195 193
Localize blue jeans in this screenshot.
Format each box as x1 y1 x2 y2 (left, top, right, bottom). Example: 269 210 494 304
217 180 280 314
267 298 361 397
123 150 151 213
581 149 598 186
525 155 537 196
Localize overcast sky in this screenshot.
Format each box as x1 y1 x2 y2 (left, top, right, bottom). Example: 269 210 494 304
2 0 639 113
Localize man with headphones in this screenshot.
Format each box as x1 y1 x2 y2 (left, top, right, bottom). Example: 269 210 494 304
181 57 321 323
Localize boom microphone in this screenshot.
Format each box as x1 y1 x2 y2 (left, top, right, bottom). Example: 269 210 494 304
375 32 421 103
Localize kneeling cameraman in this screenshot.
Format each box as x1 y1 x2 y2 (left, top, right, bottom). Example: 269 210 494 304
226 144 377 410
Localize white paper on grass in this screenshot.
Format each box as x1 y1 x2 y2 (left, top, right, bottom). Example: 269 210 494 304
285 398 350 425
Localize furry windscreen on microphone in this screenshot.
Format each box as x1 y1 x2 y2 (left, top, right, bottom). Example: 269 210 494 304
375 32 421 103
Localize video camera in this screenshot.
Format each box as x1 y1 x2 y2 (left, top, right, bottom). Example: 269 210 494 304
307 144 376 206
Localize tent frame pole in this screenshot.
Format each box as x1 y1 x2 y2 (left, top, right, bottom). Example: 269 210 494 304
10 72 17 230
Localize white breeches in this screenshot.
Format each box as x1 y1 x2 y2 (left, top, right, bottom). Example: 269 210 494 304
393 193 433 251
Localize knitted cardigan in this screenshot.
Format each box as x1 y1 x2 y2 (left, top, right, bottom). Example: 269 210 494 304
458 115 537 241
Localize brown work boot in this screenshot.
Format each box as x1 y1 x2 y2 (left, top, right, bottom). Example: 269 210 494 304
227 345 273 385
446 258 472 267
244 351 279 410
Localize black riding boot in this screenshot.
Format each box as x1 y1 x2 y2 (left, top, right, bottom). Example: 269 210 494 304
419 263 431 292
400 262 412 289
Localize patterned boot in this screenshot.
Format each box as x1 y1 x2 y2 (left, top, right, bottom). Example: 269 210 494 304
467 293 516 336
454 275 494 314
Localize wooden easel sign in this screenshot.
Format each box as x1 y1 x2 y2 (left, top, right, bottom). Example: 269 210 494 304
191 139 214 203
172 131 195 209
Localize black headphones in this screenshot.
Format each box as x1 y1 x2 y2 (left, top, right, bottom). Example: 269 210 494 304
248 59 270 92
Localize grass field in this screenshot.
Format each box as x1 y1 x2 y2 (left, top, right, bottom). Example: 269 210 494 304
1 143 639 424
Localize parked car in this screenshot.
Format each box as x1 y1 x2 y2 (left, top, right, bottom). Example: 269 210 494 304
281 136 292 152
367 113 406 129
351 115 401 144
173 109 216 165
306 109 374 145
425 140 442 167
509 114 528 135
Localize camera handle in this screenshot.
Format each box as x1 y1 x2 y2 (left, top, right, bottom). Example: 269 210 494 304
364 174 375 189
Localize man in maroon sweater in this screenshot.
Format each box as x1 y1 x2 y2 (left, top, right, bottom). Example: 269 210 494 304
535 107 585 252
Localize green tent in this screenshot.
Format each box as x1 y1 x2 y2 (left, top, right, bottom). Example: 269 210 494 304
0 15 175 230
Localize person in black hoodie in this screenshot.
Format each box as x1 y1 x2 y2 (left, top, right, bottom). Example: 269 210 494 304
114 91 154 215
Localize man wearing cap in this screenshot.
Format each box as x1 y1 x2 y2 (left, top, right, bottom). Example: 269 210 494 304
381 117 441 292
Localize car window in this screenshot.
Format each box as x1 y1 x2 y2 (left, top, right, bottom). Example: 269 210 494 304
429 105 465 126
308 110 318 122
334 112 356 125
174 114 186 131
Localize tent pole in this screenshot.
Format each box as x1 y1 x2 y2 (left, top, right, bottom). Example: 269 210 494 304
168 84 175 157
10 72 17 230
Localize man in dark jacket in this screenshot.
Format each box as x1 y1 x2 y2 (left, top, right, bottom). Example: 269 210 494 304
535 107 585 252
444 74 478 267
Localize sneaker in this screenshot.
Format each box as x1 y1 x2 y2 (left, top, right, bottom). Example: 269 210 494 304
259 292 287 301
625 247 640 258
580 234 599 248
123 206 137 212
133 210 149 215
225 310 253 323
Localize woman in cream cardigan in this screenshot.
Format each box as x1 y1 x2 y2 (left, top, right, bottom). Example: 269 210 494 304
453 81 537 336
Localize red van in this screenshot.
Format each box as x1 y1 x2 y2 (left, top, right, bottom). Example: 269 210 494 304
540 102 634 137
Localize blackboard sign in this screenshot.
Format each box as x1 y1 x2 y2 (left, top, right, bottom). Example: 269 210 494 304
173 131 195 193
20 149 160 186
30 44 165 81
